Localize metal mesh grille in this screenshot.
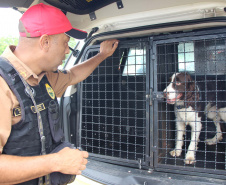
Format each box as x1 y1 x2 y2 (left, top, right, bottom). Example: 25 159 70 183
78 32 226 176
155 36 226 174
80 43 148 165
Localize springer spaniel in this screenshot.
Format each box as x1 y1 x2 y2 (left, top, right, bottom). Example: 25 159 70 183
163 72 223 164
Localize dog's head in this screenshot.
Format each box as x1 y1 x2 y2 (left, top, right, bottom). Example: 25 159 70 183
163 72 198 105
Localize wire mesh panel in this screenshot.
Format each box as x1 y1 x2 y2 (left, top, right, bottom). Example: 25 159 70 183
154 34 226 176
80 41 149 167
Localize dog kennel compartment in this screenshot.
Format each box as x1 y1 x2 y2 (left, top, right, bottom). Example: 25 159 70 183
75 28 226 179
154 29 226 177
77 39 150 168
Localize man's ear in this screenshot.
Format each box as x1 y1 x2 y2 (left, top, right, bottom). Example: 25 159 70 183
39 34 50 51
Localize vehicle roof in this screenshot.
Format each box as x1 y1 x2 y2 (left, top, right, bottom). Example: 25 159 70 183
1 0 226 35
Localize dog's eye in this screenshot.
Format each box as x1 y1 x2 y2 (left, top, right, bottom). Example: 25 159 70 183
176 82 181 86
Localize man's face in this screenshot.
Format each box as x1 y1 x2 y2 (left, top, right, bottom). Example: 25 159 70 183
47 33 70 71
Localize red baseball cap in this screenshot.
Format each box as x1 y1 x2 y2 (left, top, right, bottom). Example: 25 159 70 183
19 3 87 39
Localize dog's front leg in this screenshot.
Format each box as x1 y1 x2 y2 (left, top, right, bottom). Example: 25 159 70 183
184 120 202 164
170 120 185 157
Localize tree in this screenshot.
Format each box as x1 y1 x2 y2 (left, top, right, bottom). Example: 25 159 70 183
0 37 18 55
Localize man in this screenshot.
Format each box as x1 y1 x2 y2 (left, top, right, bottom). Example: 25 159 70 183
0 3 118 185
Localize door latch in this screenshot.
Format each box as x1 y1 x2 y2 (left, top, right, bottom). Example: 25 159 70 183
148 88 164 106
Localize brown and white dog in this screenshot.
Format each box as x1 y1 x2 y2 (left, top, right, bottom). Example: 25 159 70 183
163 72 224 164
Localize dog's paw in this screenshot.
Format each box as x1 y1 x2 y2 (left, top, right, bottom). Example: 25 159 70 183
184 152 196 164
205 138 218 145
170 149 182 157
205 135 223 145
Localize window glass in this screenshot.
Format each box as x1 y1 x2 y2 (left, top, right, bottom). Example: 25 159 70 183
59 38 78 69
122 48 146 76
178 42 195 72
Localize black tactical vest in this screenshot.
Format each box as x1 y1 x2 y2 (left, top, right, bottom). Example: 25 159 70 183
0 58 64 185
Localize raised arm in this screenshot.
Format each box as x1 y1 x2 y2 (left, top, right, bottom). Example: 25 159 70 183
69 39 119 86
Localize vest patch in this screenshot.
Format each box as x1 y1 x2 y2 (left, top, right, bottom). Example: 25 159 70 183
13 103 46 116
13 107 21 117
30 103 46 113
45 83 55 99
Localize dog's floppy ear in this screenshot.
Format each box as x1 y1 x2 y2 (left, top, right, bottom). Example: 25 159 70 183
186 73 195 91
184 73 200 108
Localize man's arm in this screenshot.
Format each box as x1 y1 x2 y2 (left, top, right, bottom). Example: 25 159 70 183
0 147 88 184
69 39 119 86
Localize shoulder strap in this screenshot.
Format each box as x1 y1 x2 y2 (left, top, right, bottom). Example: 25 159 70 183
0 57 26 122
0 57 19 86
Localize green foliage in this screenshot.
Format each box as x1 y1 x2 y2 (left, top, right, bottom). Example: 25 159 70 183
68 38 77 48
0 37 18 55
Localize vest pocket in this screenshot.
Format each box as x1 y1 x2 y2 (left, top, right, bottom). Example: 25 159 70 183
48 100 64 143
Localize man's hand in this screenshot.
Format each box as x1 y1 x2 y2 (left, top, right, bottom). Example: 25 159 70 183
99 39 119 58
54 147 89 175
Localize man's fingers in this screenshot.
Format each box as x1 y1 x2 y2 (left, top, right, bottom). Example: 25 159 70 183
83 158 88 165
82 151 89 158
80 164 87 171
112 41 119 50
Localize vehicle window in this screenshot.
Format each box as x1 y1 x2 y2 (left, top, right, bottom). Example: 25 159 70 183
178 39 226 74
178 42 195 72
59 38 78 69
122 48 146 76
